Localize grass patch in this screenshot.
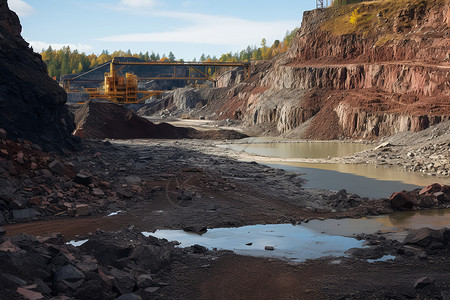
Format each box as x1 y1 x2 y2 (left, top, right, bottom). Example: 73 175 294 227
321 0 444 37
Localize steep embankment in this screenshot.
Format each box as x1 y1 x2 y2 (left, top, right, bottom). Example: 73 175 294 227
232 0 450 139
147 0 449 140
0 0 78 152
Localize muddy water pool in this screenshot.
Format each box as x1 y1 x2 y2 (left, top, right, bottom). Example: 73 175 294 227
220 140 444 198
221 139 373 159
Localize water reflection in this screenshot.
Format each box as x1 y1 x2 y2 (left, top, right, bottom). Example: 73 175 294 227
144 224 364 262
265 163 421 198
221 140 372 159
303 209 450 238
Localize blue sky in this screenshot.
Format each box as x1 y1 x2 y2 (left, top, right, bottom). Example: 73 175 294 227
9 0 316 60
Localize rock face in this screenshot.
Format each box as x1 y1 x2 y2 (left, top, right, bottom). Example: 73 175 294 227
0 0 76 152
151 0 449 140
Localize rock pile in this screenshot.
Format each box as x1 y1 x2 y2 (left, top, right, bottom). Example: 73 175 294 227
0 228 205 299
389 183 450 211
0 129 129 224
74 101 246 140
0 0 77 153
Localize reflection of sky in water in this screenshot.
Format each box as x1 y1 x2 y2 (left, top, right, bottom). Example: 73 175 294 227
143 224 364 262
143 210 450 262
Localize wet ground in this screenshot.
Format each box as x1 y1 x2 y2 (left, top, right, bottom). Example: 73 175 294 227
2 134 450 299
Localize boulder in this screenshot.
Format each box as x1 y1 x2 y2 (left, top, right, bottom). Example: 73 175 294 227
403 228 449 248
128 244 171 273
389 192 413 210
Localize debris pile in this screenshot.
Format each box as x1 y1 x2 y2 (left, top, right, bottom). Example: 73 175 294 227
389 183 450 211
0 129 133 224
0 228 207 299
74 101 247 140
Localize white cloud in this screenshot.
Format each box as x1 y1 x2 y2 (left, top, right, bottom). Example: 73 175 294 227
119 0 157 8
9 0 34 17
29 41 94 53
98 12 296 48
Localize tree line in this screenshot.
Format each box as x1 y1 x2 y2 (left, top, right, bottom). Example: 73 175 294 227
41 28 297 77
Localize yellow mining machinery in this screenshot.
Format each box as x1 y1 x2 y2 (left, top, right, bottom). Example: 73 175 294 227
86 63 163 104
63 58 250 105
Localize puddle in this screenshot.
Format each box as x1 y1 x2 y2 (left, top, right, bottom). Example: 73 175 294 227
144 209 450 262
67 239 89 247
144 224 364 262
107 211 122 217
367 255 396 263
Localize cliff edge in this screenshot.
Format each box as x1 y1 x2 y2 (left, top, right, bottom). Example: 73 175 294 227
164 0 449 140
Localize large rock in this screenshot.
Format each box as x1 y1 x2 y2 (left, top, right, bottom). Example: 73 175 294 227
389 192 414 211
0 0 77 153
403 227 450 249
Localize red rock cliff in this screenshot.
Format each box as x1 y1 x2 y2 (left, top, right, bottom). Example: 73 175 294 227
216 0 449 139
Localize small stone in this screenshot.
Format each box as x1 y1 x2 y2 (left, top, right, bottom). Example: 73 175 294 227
125 175 142 184
11 208 36 220
118 189 133 199
434 192 445 202
183 225 207 234
17 287 44 300
0 129 6 139
414 276 435 289
17 151 24 164
75 204 90 216
137 274 155 288
144 287 160 294
55 265 85 282
264 246 275 251
28 197 41 205
48 160 65 175
92 188 104 196
74 172 92 185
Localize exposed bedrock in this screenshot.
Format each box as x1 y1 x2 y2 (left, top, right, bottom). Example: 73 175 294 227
0 0 77 152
